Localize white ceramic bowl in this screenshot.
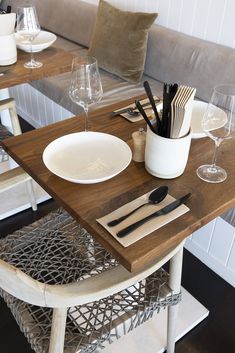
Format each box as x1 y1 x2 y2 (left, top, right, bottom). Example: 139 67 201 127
43 132 132 184
15 30 57 53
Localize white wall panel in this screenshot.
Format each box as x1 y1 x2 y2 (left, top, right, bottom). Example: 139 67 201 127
157 0 170 27
85 0 235 47
219 0 235 47
186 218 235 286
144 0 159 13
227 237 235 272
191 220 215 252
203 0 227 44
167 0 183 31
190 0 211 40
209 218 235 265
178 0 197 35
9 84 73 128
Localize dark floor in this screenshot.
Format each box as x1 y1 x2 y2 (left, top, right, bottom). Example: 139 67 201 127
0 201 234 353
0 118 234 353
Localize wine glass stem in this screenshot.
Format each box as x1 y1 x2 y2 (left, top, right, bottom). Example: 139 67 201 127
83 104 89 132
211 141 220 169
29 40 34 64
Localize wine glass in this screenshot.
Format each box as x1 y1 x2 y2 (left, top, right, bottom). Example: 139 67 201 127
197 84 235 183
69 56 103 131
16 6 42 69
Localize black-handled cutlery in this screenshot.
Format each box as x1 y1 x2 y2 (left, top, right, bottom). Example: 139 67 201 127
161 83 178 137
143 81 161 132
135 100 156 134
107 186 168 227
116 193 191 238
111 98 160 117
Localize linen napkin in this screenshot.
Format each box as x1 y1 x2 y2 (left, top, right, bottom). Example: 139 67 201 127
112 97 162 123
97 189 190 247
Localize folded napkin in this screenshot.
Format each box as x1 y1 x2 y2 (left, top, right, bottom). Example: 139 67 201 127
97 189 190 247
113 97 162 123
170 85 196 138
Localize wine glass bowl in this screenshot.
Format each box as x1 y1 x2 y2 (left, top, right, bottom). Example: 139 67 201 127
69 56 103 131
16 6 42 69
197 84 235 183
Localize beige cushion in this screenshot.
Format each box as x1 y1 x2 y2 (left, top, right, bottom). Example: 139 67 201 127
88 0 157 83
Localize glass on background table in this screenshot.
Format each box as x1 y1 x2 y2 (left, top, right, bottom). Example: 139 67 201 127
16 5 42 69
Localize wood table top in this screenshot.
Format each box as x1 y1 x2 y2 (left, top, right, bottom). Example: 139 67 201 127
2 97 235 272
0 46 74 90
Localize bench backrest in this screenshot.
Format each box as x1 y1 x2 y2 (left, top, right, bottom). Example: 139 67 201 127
4 0 235 102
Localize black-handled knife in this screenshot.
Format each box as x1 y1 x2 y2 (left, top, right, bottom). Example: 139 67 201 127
116 193 191 238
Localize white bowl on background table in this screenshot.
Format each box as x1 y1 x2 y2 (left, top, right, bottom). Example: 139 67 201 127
15 30 57 53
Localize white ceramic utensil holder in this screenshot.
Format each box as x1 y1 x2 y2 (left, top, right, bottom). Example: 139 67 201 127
145 126 191 179
0 13 17 66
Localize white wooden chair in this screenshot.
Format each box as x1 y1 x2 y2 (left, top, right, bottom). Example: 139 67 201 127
0 208 184 353
0 98 37 211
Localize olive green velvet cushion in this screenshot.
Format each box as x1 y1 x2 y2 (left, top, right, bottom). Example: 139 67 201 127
88 0 157 83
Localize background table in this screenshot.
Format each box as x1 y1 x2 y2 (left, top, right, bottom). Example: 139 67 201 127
0 46 74 90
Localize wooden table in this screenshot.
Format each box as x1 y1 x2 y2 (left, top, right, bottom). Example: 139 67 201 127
2 97 235 273
0 46 74 90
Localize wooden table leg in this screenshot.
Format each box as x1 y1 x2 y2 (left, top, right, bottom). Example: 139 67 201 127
166 244 184 353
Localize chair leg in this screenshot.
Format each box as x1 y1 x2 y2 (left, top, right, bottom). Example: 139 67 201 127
26 179 37 211
49 307 67 353
0 97 22 135
166 246 184 353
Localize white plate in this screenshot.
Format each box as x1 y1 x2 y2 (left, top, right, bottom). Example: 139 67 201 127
43 132 132 184
191 100 227 138
15 30 57 53
191 101 208 138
